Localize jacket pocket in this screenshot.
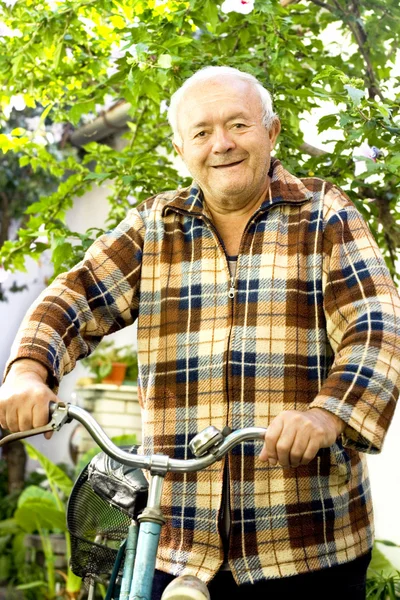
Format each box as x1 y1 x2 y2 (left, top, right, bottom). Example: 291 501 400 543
330 439 352 486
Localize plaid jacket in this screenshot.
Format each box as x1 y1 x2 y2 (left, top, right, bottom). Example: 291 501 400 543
7 159 400 584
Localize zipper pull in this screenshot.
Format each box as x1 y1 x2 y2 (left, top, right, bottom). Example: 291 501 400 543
228 279 235 299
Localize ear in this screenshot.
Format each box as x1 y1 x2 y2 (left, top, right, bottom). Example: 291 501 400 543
173 141 184 158
269 119 281 149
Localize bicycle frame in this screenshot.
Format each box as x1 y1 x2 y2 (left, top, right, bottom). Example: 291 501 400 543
0 402 267 600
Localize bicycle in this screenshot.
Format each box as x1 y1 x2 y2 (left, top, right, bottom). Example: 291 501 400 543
0 402 267 600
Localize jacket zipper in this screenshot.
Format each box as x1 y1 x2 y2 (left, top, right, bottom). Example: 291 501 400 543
166 198 310 561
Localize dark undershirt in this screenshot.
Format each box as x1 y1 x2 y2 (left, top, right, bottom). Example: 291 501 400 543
219 255 238 570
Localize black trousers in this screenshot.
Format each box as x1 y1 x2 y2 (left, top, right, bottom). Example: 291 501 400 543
151 550 371 600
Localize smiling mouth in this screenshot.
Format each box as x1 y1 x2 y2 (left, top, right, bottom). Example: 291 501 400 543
212 159 244 169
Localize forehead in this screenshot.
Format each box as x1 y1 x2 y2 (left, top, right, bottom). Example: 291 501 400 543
178 76 263 132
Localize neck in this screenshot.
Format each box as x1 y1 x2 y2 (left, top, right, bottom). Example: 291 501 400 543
204 176 270 226
204 181 270 256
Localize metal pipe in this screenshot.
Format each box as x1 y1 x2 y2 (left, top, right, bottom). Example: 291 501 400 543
147 475 165 509
69 102 131 147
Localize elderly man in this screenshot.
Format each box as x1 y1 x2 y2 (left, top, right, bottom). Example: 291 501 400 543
1 66 399 599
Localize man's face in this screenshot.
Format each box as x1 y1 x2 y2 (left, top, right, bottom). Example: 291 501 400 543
173 76 280 211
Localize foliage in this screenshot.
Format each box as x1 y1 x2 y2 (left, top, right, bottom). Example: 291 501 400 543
0 0 399 283
0 433 137 598
367 541 400 599
81 340 138 383
0 443 82 599
0 457 46 592
0 109 62 301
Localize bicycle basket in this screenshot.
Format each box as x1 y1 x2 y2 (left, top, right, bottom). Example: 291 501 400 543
67 463 132 585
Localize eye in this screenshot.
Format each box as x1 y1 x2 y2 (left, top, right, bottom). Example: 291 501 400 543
233 123 247 129
194 131 207 139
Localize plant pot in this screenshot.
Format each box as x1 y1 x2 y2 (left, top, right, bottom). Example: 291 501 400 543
102 362 127 386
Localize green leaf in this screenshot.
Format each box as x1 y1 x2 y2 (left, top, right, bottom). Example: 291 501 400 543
19 155 30 167
12 54 24 77
54 42 65 69
12 531 27 570
16 581 48 590
84 171 110 182
375 539 400 548
0 518 20 535
23 442 73 497
164 37 193 49
142 78 160 104
110 15 126 29
18 485 58 508
317 114 338 133
312 65 345 83
66 569 82 593
0 133 14 153
0 555 11 583
69 100 96 125
40 103 54 125
344 84 365 107
157 54 172 69
122 175 134 184
11 127 26 136
14 500 66 533
51 239 74 273
111 434 138 447
368 545 398 579
203 0 219 28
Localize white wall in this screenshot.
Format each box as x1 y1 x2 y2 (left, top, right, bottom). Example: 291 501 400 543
1 180 137 468
368 412 400 564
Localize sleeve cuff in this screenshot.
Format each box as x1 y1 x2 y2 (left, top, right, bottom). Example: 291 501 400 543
309 395 382 454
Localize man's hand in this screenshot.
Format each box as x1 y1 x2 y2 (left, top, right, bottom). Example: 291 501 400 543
259 408 345 467
0 359 58 439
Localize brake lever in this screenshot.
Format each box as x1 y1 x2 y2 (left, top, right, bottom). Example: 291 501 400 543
0 402 71 447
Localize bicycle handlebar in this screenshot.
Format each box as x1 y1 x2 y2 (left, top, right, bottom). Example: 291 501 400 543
69 404 266 474
0 402 267 476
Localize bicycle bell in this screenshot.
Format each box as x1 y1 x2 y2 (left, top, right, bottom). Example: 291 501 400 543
189 426 225 457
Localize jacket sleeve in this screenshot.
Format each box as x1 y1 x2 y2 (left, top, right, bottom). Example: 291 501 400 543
309 190 400 453
3 208 146 389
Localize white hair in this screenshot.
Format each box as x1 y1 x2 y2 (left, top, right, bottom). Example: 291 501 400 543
167 66 278 147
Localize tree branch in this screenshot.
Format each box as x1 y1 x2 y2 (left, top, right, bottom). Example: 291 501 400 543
2 439 27 494
354 185 400 271
308 0 384 101
300 142 327 157
307 0 333 10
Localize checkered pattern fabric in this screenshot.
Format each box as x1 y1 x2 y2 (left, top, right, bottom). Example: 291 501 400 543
6 158 400 584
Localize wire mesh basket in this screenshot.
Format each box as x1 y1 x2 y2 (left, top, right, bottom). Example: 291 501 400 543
67 464 131 585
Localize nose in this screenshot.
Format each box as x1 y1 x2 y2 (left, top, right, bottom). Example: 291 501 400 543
211 128 236 153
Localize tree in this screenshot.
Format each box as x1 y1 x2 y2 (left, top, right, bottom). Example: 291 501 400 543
0 0 399 281
0 109 64 300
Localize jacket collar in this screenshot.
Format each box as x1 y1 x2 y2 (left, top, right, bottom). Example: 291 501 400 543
162 158 313 217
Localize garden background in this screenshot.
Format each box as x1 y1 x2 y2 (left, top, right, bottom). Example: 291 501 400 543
0 0 400 596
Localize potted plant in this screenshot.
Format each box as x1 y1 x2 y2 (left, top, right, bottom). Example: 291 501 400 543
81 341 138 386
